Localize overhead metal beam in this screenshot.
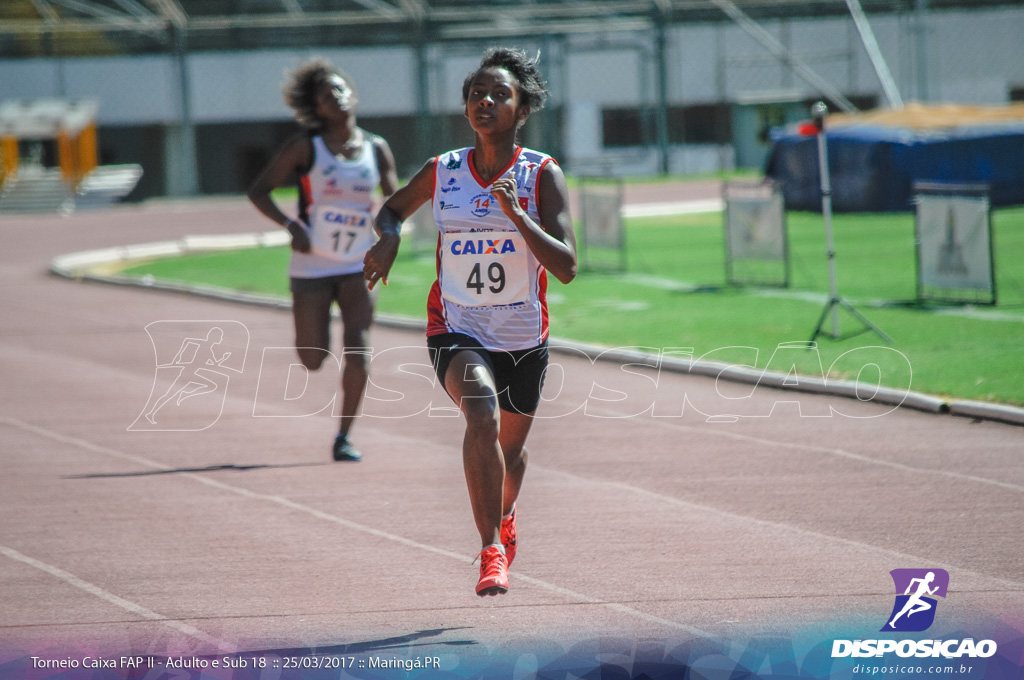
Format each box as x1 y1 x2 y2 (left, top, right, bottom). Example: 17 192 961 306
48 0 133 21
0 18 150 33
430 1 658 23
708 0 859 112
110 0 158 19
844 0 903 108
0 0 913 40
439 16 653 39
29 0 60 22
145 0 187 28
0 11 402 33
46 0 167 37
396 0 426 22
341 0 403 19
2 0 673 35
184 10 404 30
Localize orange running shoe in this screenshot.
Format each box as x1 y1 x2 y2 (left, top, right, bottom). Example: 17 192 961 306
475 545 509 597
500 505 518 566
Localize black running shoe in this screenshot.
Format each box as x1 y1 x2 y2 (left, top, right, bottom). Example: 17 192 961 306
332 434 362 462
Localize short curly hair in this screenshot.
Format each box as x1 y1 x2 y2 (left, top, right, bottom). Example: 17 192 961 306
282 59 357 129
462 47 549 113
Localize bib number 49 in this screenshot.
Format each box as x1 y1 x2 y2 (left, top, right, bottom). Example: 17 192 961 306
467 262 505 295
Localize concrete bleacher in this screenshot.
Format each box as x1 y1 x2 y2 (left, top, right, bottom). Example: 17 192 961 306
72 164 144 210
0 165 72 214
0 163 142 214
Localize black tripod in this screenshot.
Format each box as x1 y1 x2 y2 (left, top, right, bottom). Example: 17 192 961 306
807 101 892 344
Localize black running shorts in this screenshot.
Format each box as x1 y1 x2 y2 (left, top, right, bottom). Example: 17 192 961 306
289 271 365 293
427 332 549 415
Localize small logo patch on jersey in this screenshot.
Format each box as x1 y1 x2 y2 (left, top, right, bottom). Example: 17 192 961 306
470 193 494 217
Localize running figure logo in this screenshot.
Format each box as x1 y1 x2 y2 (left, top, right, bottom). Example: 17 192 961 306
130 321 249 431
881 568 949 632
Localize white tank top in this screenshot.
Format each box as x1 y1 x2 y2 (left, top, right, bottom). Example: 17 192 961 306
289 133 380 278
426 146 557 351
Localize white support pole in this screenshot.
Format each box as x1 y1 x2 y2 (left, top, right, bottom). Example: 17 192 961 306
813 101 840 338
806 101 891 344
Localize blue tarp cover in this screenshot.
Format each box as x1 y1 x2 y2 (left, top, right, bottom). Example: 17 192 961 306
766 117 1024 212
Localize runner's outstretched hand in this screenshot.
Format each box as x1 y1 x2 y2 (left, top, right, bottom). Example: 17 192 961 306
363 232 400 290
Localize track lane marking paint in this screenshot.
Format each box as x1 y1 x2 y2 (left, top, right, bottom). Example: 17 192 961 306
0 543 235 652
7 412 1019 642
589 406 1024 494
1 416 717 640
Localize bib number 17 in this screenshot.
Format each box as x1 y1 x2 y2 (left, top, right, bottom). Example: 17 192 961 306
331 230 358 254
467 262 505 295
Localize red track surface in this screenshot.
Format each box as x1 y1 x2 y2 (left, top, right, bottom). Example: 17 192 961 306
1 192 1022 673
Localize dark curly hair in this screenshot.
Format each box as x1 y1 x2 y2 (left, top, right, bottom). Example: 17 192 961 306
282 59 357 129
462 47 549 113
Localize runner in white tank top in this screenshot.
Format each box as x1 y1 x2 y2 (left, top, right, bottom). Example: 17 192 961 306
292 132 383 278
426 145 556 351
363 48 577 597
249 60 397 463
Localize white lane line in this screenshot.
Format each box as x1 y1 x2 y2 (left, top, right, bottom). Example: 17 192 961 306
1 416 717 640
622 199 724 218
384 403 1024 590
0 544 235 652
587 408 1024 494
533 468 1024 592
363 416 1024 592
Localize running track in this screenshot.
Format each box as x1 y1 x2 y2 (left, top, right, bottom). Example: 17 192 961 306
1 188 1022 678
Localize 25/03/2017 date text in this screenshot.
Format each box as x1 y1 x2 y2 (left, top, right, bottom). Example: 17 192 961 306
274 656 443 671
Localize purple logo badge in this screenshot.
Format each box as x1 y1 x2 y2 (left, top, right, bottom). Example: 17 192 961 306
881 569 949 632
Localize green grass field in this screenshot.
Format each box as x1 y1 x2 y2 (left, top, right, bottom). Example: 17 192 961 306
120 202 1024 406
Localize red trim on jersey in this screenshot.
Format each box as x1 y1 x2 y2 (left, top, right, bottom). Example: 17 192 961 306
534 157 552 341
467 146 522 188
534 158 555 222
300 175 312 212
429 156 438 200
426 216 449 337
537 267 550 341
426 282 448 337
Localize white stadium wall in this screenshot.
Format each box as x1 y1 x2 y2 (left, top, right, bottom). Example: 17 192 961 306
189 47 417 122
1 6 1021 195
2 55 180 125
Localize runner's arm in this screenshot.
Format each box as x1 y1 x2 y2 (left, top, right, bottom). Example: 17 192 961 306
492 162 577 284
364 159 435 289
373 135 400 199
247 134 313 252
